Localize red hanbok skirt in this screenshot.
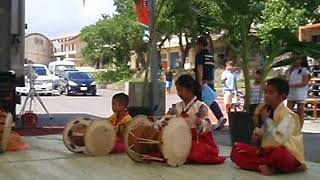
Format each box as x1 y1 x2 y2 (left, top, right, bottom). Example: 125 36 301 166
231 143 302 173
110 140 125 154
187 128 226 164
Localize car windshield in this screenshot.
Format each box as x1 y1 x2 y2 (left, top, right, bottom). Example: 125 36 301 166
33 66 47 75
55 65 75 76
68 72 92 80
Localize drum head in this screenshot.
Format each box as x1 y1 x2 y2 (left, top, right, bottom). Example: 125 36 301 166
84 119 116 156
63 117 91 153
125 115 154 162
161 117 192 167
0 112 13 152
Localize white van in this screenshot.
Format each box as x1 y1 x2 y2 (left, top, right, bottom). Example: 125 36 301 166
16 64 60 95
48 60 76 77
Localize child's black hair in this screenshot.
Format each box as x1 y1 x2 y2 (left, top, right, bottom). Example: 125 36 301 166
112 93 129 107
175 74 202 101
266 78 289 96
256 68 262 75
197 36 208 47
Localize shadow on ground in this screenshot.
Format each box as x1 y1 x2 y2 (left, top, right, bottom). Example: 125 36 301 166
15 113 100 136
34 113 100 127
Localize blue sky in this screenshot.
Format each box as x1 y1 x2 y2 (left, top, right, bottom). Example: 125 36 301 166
26 0 115 38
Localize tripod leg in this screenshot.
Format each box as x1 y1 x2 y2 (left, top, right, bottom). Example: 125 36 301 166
19 92 31 119
29 91 34 112
35 93 52 119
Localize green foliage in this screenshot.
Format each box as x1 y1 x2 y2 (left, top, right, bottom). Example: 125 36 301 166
260 0 320 45
82 0 320 100
80 0 147 69
262 28 320 79
93 66 132 85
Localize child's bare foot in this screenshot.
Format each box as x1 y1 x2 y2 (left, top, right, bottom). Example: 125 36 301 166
258 165 275 175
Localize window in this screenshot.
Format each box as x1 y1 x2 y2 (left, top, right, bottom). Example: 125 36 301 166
33 66 47 75
160 53 167 60
313 35 320 44
71 43 75 51
68 72 92 80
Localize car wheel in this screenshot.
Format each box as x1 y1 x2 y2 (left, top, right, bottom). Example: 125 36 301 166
58 87 63 95
91 92 96 96
66 87 71 96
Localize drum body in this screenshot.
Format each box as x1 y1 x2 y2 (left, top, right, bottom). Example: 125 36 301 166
63 117 116 156
125 115 192 167
0 112 13 152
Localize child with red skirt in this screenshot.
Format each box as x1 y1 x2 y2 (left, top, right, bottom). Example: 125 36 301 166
169 74 226 164
230 78 306 175
109 93 132 153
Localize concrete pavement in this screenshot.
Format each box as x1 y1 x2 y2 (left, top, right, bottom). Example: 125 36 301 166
1 135 320 180
0 89 318 179
15 89 320 162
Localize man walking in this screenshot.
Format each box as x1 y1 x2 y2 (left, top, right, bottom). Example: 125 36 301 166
195 36 226 130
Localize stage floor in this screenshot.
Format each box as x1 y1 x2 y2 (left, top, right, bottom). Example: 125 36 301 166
1 135 320 180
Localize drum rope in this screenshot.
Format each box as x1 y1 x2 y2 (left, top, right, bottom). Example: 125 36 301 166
127 148 164 162
129 131 159 144
141 154 164 161
71 132 85 137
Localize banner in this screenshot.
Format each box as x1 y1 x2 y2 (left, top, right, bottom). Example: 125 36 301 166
135 0 150 27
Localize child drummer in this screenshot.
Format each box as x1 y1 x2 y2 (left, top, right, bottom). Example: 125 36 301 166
109 93 132 153
230 78 306 175
165 74 226 164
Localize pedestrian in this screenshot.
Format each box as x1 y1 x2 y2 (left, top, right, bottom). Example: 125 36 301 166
287 57 310 128
165 70 174 93
249 69 264 114
221 61 240 112
194 36 226 130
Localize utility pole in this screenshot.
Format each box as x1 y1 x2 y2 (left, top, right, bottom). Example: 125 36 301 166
0 0 25 125
0 0 11 71
149 0 160 116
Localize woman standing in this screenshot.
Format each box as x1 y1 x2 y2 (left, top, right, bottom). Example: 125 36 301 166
287 57 311 128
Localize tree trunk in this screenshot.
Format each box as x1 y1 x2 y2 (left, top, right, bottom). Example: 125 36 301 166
136 50 146 69
95 60 99 69
178 33 191 70
157 36 168 70
240 20 251 112
178 33 184 69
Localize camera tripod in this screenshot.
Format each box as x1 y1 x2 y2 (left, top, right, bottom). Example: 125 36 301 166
19 65 52 121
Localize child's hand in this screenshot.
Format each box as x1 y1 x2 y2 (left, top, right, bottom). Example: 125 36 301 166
256 147 263 155
252 133 262 146
259 106 271 122
167 104 177 115
195 117 202 126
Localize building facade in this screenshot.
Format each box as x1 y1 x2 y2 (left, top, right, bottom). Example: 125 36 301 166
159 34 227 71
51 32 86 66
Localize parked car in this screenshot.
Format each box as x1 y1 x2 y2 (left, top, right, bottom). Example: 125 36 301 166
56 69 78 94
16 64 59 95
48 59 76 77
61 71 97 96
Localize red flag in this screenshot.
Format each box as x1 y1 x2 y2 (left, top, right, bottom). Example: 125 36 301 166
135 0 150 26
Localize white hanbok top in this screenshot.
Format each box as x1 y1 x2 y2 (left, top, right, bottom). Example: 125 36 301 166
173 97 216 130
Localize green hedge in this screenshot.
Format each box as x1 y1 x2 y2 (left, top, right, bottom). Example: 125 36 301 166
93 67 131 85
